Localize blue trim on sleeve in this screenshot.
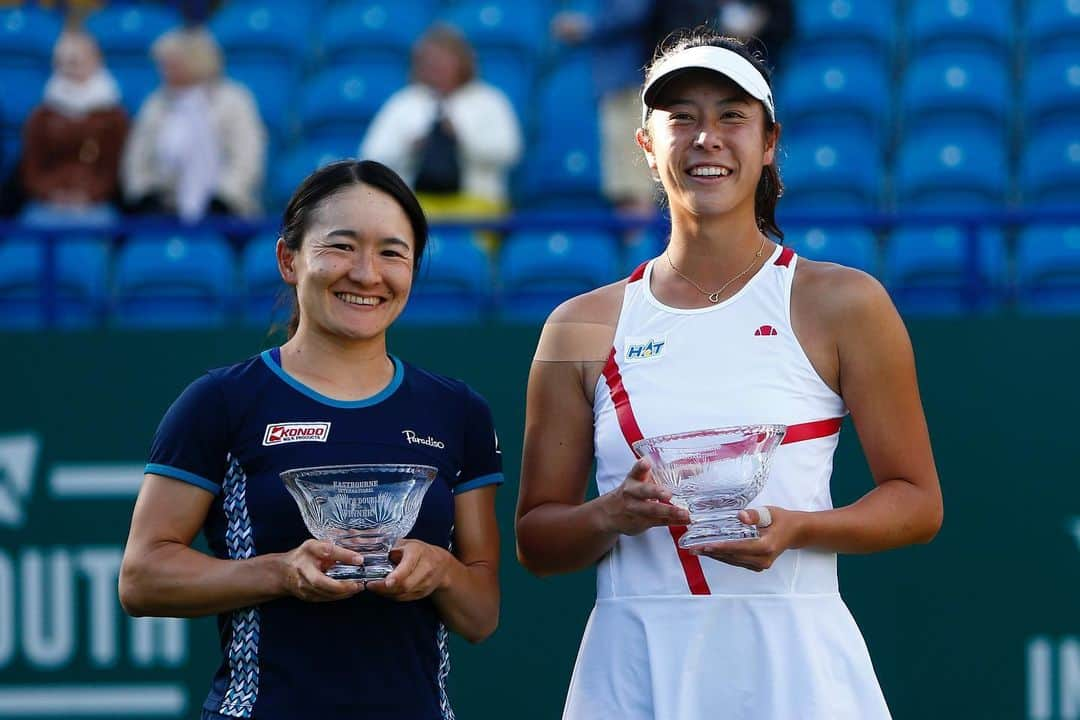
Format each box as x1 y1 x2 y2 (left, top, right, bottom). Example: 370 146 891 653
260 349 404 408
454 472 504 495
145 463 221 495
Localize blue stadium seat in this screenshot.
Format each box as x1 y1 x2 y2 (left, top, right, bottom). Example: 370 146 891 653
0 7 62 67
1 131 19 180
299 63 408 149
229 60 297 143
0 236 109 329
85 6 181 66
1027 0 1080 52
780 131 883 209
783 226 879 275
534 54 594 121
516 132 604 209
1023 51 1080 133
1015 224 1080 313
112 232 234 327
499 230 619 321
622 228 667 275
209 1 312 65
907 0 1014 53
479 56 534 121
440 1 547 57
895 127 1008 209
900 52 1010 132
0 239 46 330
516 59 605 208
400 229 492 324
112 64 158 116
885 225 1006 314
1 93 13 173
0 67 49 133
775 55 891 139
268 141 356 216
319 1 434 67
794 0 896 55
240 232 288 327
1020 129 1080 206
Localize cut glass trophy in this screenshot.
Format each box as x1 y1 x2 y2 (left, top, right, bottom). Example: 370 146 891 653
633 425 787 547
281 463 437 579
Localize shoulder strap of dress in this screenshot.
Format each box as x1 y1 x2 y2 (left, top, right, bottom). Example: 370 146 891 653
774 245 795 268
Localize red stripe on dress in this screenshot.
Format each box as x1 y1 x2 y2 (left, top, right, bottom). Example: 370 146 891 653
781 416 844 444
601 348 711 596
601 348 646 449
628 261 648 283
774 246 795 267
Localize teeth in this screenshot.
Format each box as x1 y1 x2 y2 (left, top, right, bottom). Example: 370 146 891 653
689 166 731 177
337 293 380 306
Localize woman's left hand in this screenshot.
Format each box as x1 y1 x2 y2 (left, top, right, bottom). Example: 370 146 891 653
689 506 802 572
364 539 452 601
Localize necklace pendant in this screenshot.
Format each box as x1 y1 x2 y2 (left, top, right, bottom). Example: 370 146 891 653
708 292 722 303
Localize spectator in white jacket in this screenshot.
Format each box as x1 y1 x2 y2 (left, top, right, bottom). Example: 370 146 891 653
360 23 522 218
122 27 266 222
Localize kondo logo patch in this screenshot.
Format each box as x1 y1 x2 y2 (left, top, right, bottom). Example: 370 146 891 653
263 422 331 446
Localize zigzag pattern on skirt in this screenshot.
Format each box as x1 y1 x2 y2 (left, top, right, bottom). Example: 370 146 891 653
437 528 455 720
218 454 261 718
437 622 455 720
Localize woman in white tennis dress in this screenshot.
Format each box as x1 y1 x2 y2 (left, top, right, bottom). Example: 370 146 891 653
516 29 942 720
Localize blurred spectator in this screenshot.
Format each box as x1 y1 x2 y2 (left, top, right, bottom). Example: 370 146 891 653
121 26 266 223
550 1 656 216
19 30 128 228
652 1 796 69
360 23 522 219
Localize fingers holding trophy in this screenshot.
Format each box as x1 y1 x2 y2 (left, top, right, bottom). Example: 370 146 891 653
632 424 787 548
282 463 437 579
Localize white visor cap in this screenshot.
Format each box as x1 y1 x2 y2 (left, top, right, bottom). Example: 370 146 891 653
641 45 775 126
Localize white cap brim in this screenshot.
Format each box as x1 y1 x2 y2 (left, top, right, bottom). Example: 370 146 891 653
641 45 775 125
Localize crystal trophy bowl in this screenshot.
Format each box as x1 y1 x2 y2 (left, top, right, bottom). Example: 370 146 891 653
281 463 437 579
632 425 787 547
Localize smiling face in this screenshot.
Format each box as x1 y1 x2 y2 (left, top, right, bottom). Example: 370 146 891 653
637 70 778 222
278 183 416 344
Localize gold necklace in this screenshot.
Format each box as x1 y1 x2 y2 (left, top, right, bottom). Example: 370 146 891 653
665 235 768 303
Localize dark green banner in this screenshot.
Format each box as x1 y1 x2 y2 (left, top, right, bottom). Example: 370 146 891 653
0 320 1076 719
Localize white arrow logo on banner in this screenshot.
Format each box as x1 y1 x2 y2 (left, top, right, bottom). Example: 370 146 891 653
0 433 40 529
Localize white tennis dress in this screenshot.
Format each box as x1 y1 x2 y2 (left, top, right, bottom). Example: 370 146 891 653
563 246 891 719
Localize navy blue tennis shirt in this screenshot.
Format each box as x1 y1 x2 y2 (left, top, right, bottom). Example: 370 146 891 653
146 348 503 720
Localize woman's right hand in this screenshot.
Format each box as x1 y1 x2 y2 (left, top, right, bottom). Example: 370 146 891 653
278 540 365 602
598 458 691 536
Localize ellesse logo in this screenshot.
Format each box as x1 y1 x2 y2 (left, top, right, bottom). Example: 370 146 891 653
263 422 331 446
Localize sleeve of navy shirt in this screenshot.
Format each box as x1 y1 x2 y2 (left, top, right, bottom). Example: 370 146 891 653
144 372 230 496
453 386 504 495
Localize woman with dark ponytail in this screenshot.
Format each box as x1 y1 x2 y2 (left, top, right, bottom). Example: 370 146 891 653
517 28 941 719
121 160 502 720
